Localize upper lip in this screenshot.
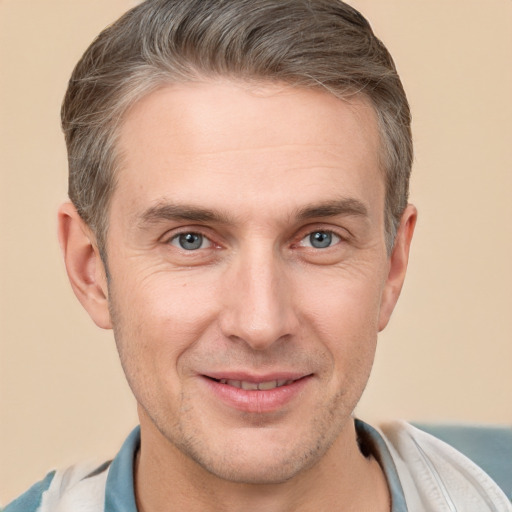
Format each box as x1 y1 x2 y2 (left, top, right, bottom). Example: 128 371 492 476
202 371 311 383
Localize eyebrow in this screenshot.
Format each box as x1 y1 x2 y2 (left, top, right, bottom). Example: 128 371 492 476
295 198 368 221
138 202 234 227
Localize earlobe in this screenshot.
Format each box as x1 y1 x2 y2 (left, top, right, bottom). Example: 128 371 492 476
378 204 417 332
57 202 112 329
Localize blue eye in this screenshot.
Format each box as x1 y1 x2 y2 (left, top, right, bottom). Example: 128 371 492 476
303 231 340 249
170 232 210 250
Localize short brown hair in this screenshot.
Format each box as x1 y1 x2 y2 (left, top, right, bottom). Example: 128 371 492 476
62 0 412 254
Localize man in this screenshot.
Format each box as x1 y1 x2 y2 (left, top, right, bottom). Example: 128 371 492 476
5 0 511 511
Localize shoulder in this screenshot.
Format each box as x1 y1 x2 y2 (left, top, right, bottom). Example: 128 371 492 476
3 471 56 512
379 420 512 511
3 461 110 512
4 426 141 512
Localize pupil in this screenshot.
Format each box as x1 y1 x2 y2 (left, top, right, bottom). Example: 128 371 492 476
311 231 331 248
179 233 202 250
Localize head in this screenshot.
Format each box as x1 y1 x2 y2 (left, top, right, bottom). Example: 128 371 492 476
58 0 416 491
62 0 412 259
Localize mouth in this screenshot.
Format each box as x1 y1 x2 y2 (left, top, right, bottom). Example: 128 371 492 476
201 373 312 413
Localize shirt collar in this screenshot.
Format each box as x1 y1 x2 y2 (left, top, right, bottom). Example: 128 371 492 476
355 419 408 512
104 426 140 512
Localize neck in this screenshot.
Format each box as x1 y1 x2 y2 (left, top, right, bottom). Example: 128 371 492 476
134 418 390 512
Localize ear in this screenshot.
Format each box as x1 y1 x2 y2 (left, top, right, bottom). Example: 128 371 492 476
378 204 417 331
57 202 112 329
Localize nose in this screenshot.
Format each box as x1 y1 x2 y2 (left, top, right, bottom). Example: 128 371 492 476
218 245 298 351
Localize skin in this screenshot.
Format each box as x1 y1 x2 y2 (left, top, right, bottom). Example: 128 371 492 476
58 81 416 511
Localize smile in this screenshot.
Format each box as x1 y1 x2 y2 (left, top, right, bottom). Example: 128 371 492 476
201 374 312 413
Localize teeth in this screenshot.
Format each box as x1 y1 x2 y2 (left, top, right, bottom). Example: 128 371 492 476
258 380 278 390
241 381 259 390
218 379 294 390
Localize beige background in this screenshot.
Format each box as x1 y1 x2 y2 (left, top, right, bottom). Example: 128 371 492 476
1 0 511 504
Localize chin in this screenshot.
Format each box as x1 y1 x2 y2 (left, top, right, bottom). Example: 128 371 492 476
195 450 311 485
176 426 335 486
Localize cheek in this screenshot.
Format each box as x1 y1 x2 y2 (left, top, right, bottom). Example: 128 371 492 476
295 267 383 379
108 271 221 384
116 266 220 332
298 264 385 334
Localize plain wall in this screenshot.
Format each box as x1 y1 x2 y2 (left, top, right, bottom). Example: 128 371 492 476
1 0 511 504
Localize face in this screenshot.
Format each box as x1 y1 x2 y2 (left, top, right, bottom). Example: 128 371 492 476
95 82 411 484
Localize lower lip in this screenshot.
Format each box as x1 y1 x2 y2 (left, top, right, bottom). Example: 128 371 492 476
200 376 311 413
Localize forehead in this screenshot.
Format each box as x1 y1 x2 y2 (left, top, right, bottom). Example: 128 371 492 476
113 81 384 222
